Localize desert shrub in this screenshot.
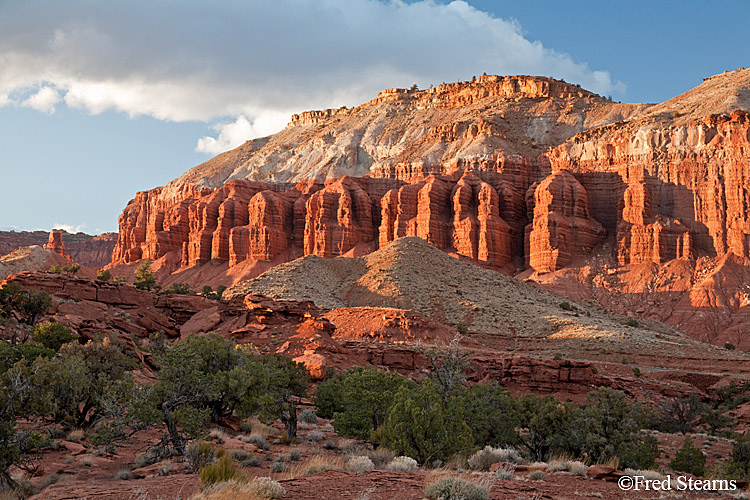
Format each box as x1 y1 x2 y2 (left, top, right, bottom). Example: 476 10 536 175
725 342 736 350
301 409 318 424
381 379 473 464
159 462 173 476
346 456 375 473
0 283 51 326
315 366 414 440
424 476 489 500
289 450 301 461
626 318 639 327
306 430 323 442
134 260 156 291
228 449 250 462
529 470 546 481
386 456 418 471
468 446 522 471
248 434 269 450
366 447 395 468
162 283 194 295
556 387 657 469
559 302 572 311
96 269 111 282
116 469 134 480
517 394 571 462
247 477 286 498
186 441 217 473
623 468 664 481
495 462 516 480
31 322 74 351
670 437 705 476
65 429 85 442
656 394 708 434
199 454 246 485
569 461 588 476
294 455 346 476
270 462 288 473
31 337 134 429
456 383 520 448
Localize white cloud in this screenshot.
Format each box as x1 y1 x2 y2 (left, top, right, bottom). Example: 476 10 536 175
21 86 61 114
0 0 626 154
52 223 87 233
196 113 289 154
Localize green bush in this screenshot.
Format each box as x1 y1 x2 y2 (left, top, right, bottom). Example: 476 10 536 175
199 453 245 485
559 302 572 311
31 322 75 351
456 383 519 448
670 437 705 476
381 379 472 464
424 476 488 500
134 260 156 291
162 283 194 295
315 366 413 440
96 269 111 282
301 409 318 424
725 342 736 350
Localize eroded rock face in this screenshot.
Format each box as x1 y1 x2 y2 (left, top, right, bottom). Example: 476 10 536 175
44 230 66 256
0 230 116 268
525 172 606 272
110 70 750 343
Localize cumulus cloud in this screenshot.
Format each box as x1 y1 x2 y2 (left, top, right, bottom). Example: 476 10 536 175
21 86 61 114
52 223 88 233
0 0 626 154
196 113 290 154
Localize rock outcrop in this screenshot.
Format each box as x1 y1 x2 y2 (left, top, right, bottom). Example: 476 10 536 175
110 69 750 345
44 229 66 256
0 230 116 268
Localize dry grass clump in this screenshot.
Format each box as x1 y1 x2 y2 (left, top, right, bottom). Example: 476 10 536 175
65 429 85 443
190 477 285 499
346 456 375 473
528 470 546 481
623 468 665 481
548 458 588 476
495 463 516 481
424 475 492 500
386 456 418 471
282 455 346 478
467 446 523 471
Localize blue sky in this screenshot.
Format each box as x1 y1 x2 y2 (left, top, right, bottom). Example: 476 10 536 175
1 0 747 234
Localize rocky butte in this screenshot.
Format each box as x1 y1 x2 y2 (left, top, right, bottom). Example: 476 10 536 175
109 70 750 347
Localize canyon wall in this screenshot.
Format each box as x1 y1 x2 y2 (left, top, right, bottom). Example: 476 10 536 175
0 230 117 268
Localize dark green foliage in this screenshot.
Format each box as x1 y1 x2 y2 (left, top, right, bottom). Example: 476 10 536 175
246 354 309 439
130 333 257 453
670 437 705 476
559 387 657 469
31 337 135 429
201 285 226 300
31 322 75 351
656 393 708 434
185 440 217 473
96 269 111 282
381 379 473 463
559 301 572 311
0 341 54 374
162 283 194 295
314 366 413 440
456 383 519 447
0 283 51 326
0 364 33 489
134 260 156 291
626 318 639 327
725 342 736 350
517 394 571 462
703 408 733 435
